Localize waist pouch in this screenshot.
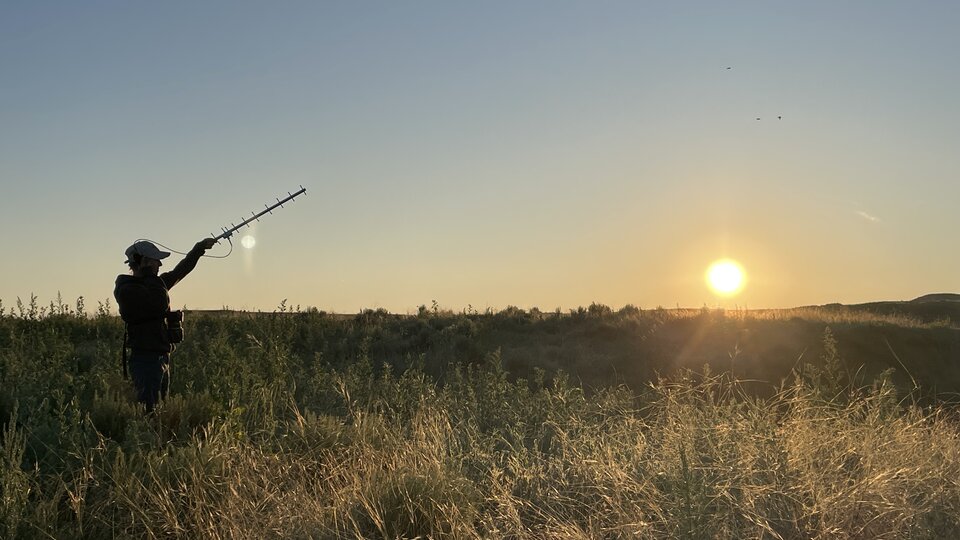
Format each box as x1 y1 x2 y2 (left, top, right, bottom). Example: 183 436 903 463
166 310 184 344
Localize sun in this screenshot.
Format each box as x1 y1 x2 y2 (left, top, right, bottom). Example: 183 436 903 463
240 235 256 249
706 259 746 296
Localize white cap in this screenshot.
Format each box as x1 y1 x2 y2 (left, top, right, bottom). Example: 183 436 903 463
124 241 170 263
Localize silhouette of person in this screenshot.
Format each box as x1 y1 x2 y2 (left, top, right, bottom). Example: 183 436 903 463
114 238 216 411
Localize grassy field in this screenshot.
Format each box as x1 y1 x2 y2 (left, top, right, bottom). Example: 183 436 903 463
2 298 960 538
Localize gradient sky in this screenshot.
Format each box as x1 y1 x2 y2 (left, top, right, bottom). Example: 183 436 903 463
3 1 958 313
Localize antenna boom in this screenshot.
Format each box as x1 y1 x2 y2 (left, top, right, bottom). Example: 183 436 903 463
213 186 306 241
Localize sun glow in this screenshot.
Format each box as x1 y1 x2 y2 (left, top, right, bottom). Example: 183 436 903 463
706 259 745 296
241 235 256 249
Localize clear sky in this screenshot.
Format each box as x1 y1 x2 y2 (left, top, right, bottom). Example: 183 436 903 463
2 1 958 313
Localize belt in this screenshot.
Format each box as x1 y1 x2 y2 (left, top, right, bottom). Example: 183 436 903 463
129 350 169 359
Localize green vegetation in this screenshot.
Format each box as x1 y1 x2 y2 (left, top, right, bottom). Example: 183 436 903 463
2 299 960 538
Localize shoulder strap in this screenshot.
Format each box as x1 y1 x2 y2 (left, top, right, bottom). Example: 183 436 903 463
121 327 129 379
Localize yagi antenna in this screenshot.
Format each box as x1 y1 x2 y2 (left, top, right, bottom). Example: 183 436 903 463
212 186 307 241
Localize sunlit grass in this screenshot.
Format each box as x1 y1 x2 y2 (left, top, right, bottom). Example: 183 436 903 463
664 305 953 329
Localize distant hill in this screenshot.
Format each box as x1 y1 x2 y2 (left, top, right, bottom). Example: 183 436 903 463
910 293 960 303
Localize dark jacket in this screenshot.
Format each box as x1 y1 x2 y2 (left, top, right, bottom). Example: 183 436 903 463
114 245 205 352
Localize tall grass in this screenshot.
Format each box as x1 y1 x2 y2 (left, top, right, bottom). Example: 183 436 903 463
1 305 959 538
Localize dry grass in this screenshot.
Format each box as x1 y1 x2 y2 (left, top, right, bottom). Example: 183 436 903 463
6 368 959 539
3 307 960 538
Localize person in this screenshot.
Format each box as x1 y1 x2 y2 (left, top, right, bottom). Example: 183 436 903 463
114 238 217 411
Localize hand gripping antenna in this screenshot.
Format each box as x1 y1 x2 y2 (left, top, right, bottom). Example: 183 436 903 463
212 186 307 241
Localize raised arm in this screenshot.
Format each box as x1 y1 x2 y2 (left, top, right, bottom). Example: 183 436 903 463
160 238 217 289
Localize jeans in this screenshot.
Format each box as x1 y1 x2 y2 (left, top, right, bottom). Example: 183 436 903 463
128 350 170 412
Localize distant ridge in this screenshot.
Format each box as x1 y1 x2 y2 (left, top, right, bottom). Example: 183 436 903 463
910 293 960 303
816 293 960 327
